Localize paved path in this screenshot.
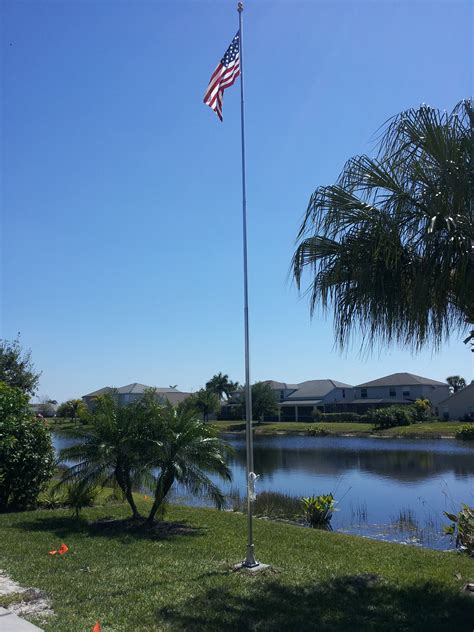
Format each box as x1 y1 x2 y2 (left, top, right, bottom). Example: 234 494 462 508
0 608 43 631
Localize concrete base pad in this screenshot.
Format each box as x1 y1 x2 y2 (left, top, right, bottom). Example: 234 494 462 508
0 608 44 631
233 562 271 573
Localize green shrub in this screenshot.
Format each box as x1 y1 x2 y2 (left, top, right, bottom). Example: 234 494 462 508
456 425 474 440
0 382 55 510
301 494 336 528
306 426 329 437
372 405 414 429
444 505 474 555
64 482 99 519
38 487 66 509
413 399 432 422
313 412 363 423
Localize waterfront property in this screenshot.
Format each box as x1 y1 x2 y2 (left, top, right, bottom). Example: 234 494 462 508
438 382 474 420
223 373 451 421
266 379 352 421
82 382 191 410
346 372 451 414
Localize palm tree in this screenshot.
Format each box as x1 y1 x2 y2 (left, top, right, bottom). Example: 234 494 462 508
145 403 232 524
206 372 233 400
191 388 220 422
58 393 159 520
446 375 467 392
292 99 473 351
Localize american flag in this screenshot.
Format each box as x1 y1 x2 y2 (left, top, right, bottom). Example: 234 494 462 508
203 32 240 121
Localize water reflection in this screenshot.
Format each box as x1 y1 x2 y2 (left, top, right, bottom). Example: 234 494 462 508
227 435 474 483
52 432 474 550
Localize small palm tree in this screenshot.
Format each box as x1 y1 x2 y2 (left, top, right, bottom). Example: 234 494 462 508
292 99 473 351
145 404 232 525
58 393 160 520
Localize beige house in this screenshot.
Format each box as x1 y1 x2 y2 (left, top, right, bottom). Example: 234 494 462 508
437 382 474 421
83 383 190 410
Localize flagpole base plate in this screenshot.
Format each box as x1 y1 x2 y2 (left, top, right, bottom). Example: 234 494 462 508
233 561 270 573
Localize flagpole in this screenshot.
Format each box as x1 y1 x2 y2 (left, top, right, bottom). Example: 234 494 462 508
238 0 258 569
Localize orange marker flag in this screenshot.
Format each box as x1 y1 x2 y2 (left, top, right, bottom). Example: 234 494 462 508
93 622 101 632
58 543 69 555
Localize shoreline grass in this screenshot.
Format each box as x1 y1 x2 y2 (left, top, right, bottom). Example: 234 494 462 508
212 420 466 439
49 418 468 440
1 502 474 631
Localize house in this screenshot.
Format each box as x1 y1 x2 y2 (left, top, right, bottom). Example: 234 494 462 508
272 379 352 421
437 382 474 420
82 383 190 410
221 379 352 421
346 372 450 413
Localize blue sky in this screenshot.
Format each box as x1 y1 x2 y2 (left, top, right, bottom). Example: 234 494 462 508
2 0 473 402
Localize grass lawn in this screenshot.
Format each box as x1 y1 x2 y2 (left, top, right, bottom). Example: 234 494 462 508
213 420 466 438
378 421 466 438
48 419 467 440
1 502 474 631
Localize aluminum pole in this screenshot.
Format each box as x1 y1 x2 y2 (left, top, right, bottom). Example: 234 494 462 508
238 0 257 568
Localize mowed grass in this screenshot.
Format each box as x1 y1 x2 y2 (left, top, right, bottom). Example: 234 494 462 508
1 502 474 631
49 418 467 439
213 420 466 438
378 421 466 438
213 421 375 434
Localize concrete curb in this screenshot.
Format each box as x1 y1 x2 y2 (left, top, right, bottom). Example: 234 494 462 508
0 607 44 631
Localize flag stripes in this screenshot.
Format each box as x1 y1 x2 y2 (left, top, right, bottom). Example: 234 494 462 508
203 33 240 121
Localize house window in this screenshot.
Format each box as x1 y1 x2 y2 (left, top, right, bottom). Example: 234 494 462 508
390 388 396 397
402 389 410 397
342 389 346 398
361 388 367 398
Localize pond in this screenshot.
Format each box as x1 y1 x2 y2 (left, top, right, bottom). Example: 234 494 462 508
52 432 474 550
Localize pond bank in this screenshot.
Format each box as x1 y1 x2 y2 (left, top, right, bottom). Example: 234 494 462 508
212 420 466 440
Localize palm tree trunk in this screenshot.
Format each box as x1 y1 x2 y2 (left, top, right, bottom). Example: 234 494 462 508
115 465 141 520
146 470 174 525
125 487 141 520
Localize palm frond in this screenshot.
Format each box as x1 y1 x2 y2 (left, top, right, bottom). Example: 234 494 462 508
292 99 473 350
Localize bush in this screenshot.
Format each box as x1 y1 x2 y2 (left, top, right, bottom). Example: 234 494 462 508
301 494 336 528
371 405 414 429
444 505 474 556
0 382 55 510
456 425 474 440
413 399 432 422
38 487 66 509
64 482 99 519
306 427 329 437
311 411 363 423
